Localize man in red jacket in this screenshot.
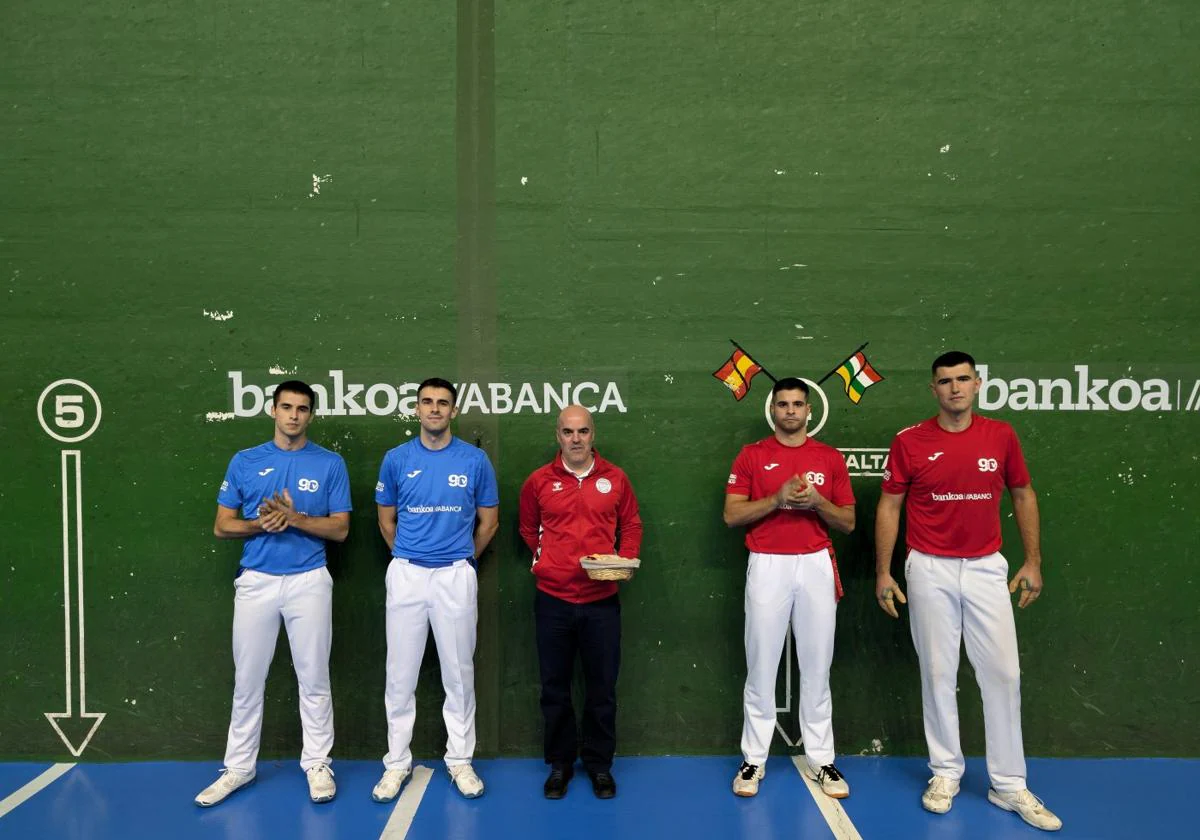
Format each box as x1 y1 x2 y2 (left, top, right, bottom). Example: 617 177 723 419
518 404 643 801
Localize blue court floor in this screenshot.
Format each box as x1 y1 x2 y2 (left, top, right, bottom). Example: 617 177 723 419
0 755 1191 839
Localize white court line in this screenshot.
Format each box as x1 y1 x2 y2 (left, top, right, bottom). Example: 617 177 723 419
0 763 75 819
379 765 433 840
790 756 863 840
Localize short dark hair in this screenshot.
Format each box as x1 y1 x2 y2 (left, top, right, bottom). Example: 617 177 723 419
771 376 810 399
931 351 977 377
417 377 458 404
272 379 316 408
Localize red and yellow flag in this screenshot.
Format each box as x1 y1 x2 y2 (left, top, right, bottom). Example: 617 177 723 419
713 348 764 401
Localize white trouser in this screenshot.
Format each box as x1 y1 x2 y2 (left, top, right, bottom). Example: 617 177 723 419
741 550 838 768
907 549 1026 793
383 558 479 771
223 566 334 774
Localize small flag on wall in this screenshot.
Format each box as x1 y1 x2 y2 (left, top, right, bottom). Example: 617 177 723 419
832 350 885 404
713 346 767 401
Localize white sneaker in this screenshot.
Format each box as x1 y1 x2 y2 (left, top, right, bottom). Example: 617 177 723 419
372 768 410 803
732 761 764 797
306 763 336 803
448 763 485 799
922 776 960 814
988 787 1063 832
806 763 850 799
194 769 255 807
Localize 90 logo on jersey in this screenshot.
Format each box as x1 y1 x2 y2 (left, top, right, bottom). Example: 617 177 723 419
804 471 826 486
977 458 998 472
448 474 469 488
298 478 321 492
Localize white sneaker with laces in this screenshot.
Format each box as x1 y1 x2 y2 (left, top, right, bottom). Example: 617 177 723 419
732 761 764 797
372 768 411 803
194 769 255 807
306 763 336 803
988 787 1063 832
448 763 485 798
922 776 960 814
806 763 850 799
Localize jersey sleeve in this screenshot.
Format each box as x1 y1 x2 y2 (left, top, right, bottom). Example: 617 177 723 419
1003 426 1032 489
726 448 752 496
474 451 500 508
615 472 644 558
880 434 911 494
326 455 353 513
517 472 542 555
375 452 397 506
828 448 855 506
217 455 242 509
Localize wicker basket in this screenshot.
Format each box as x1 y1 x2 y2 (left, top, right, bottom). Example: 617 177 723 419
580 554 640 582
585 567 635 581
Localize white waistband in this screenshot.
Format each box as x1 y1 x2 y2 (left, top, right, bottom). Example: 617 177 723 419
391 557 471 568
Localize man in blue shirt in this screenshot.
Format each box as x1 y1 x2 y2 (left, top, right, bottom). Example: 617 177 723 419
372 378 500 801
195 380 352 808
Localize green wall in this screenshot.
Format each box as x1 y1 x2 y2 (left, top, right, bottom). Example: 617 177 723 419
2 0 1197 762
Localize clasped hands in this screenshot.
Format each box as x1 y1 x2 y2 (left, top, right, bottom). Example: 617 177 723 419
257 489 301 533
775 474 823 511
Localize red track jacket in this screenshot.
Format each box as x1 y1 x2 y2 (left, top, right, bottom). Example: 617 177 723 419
518 451 643 604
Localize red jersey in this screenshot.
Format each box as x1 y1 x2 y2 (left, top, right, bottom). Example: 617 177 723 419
726 436 855 555
518 451 643 604
881 415 1031 558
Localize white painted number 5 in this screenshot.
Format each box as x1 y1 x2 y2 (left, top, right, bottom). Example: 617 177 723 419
55 394 85 428
448 474 469 488
37 379 102 444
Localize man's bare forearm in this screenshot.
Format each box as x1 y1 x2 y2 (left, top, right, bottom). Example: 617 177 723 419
474 524 498 559
288 512 350 543
1011 486 1042 565
723 496 779 528
874 495 904 576
473 507 499 558
214 517 264 539
815 499 855 534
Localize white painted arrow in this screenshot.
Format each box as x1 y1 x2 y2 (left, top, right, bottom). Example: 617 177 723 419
44 450 105 757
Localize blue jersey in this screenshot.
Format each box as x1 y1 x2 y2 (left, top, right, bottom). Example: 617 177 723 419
217 440 353 575
375 436 499 566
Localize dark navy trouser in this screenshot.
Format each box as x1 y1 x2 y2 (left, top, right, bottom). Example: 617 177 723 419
534 589 621 773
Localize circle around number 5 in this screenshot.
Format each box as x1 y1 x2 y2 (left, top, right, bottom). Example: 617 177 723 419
37 379 103 444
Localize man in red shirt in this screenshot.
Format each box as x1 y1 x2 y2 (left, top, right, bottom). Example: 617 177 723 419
724 377 855 799
518 404 642 800
874 351 1062 832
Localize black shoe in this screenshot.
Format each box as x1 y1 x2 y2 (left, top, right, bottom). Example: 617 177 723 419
543 764 573 799
589 770 616 799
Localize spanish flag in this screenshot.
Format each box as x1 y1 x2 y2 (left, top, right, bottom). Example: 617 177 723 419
834 351 884 404
713 348 764 401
